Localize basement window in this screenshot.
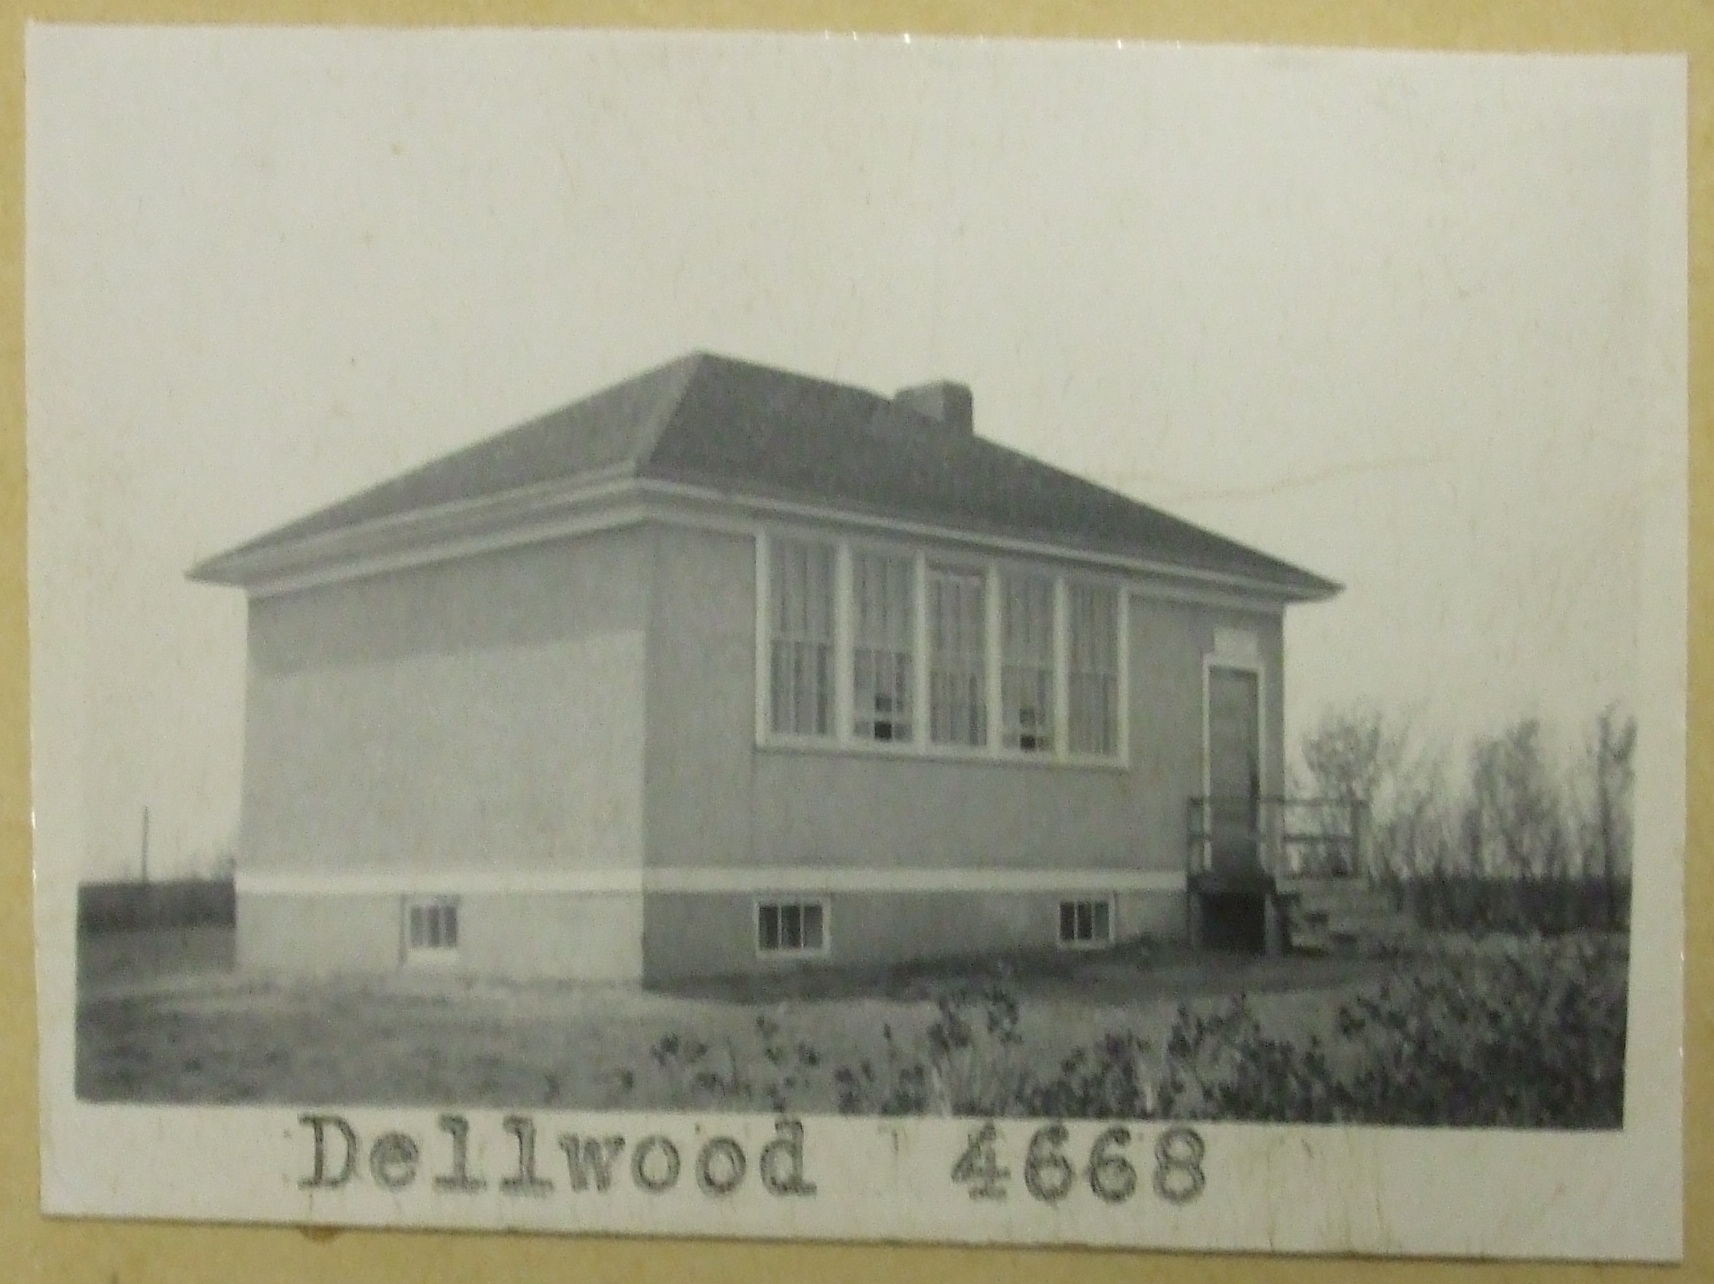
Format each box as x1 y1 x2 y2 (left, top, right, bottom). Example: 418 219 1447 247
1057 897 1114 949
404 896 460 963
756 898 829 957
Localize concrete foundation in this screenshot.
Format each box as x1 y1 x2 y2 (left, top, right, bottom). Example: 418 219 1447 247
237 890 645 981
640 887 1187 985
237 886 1184 985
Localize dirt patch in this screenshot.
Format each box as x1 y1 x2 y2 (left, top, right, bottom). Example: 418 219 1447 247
76 926 1392 1111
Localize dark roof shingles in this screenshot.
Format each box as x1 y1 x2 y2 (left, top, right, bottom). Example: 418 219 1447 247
644 356 1333 593
215 355 698 556
197 351 1337 596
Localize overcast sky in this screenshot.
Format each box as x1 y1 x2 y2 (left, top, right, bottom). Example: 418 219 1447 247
25 29 1684 879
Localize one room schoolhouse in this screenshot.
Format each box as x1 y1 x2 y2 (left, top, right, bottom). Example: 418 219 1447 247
190 353 1343 983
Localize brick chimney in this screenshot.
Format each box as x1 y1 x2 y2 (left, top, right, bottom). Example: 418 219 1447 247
894 380 974 434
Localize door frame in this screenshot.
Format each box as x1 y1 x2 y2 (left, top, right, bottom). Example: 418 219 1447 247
1200 654 1268 869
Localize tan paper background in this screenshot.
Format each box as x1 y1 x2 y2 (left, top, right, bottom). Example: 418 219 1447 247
1 2 1705 1280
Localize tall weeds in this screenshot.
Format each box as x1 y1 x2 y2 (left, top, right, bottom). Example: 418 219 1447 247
630 937 1627 1128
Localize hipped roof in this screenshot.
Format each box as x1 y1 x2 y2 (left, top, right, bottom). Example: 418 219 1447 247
191 352 1339 600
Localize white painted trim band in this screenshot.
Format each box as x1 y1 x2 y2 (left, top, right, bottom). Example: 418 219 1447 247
205 468 1328 610
655 867 1187 894
235 866 1188 897
650 478 1332 604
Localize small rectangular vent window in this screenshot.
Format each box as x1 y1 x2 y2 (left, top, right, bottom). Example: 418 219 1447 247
756 899 828 956
404 896 460 963
1057 897 1113 948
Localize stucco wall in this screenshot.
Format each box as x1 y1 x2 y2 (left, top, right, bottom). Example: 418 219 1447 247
240 529 649 880
641 523 1284 881
1129 593 1287 874
239 891 643 980
455 891 643 979
234 516 1285 980
238 891 401 974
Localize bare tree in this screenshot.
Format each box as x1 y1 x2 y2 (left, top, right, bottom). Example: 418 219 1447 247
1296 705 1452 878
1300 705 1406 812
1580 704 1636 928
1386 751 1457 879
1302 706 1633 934
1464 718 1569 881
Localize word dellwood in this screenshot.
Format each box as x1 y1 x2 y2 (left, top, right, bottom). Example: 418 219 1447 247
298 1113 816 1198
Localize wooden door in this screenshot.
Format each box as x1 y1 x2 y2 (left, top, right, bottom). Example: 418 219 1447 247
1206 666 1262 876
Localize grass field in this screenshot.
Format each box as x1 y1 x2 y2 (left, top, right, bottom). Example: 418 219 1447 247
76 927 1391 1111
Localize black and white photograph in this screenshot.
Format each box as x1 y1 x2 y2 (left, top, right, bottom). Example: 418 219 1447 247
27 26 1685 1259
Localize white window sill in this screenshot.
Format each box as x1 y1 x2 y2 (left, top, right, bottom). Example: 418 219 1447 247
403 953 462 968
755 733 1129 772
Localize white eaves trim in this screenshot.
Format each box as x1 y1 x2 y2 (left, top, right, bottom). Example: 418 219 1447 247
187 463 639 592
193 469 1329 611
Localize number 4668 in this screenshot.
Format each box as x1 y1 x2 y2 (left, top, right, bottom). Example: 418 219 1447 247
951 1122 1205 1205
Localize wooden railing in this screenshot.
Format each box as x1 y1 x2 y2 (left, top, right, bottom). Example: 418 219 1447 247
1186 796 1369 881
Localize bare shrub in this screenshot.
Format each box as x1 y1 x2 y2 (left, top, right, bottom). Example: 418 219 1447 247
627 1011 821 1111
846 938 1627 1128
1331 935 1626 1127
621 942 1626 1128
1038 936 1628 1127
835 973 1028 1116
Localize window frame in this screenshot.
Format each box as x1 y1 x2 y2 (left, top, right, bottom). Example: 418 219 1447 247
1067 579 1122 757
756 528 1129 768
753 896 832 959
999 569 1059 755
761 534 838 742
927 561 991 749
1056 895 1117 950
402 895 462 966
848 543 918 744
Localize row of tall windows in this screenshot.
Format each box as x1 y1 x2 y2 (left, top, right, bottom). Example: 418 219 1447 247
766 536 1121 759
